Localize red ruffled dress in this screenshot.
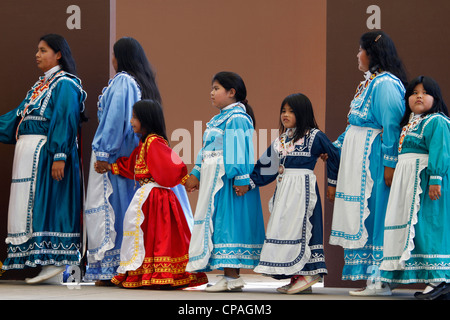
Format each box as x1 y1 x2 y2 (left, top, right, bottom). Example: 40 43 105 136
110 134 208 288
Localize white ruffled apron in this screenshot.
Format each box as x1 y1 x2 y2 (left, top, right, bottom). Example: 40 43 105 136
84 152 116 262
380 153 428 271
254 169 317 275
186 151 225 272
6 135 46 245
330 126 381 249
117 181 166 273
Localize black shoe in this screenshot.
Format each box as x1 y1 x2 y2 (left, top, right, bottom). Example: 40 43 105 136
415 282 450 300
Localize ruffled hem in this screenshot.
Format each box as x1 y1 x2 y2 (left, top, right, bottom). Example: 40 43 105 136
2 253 80 270
2 236 81 270
381 269 450 284
111 255 208 289
111 272 208 289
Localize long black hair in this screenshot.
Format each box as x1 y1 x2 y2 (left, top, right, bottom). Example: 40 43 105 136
360 31 408 87
212 71 256 127
113 37 162 103
279 93 318 143
132 99 168 142
40 34 77 75
400 75 449 127
40 34 88 123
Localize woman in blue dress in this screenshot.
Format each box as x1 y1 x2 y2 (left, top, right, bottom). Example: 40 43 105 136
380 76 450 300
184 71 265 292
329 31 408 296
84 37 193 285
0 34 86 284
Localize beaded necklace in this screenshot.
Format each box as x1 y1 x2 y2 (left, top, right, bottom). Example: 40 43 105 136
398 113 423 153
16 70 64 140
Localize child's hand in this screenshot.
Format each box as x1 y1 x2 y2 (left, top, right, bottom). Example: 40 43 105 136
95 161 110 174
319 153 329 162
326 186 336 202
384 166 395 187
184 175 200 192
234 185 249 196
429 185 441 200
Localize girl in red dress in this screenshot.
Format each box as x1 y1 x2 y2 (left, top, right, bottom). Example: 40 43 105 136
98 99 208 289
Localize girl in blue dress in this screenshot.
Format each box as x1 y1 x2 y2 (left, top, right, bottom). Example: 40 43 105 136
329 31 408 296
0 34 86 283
380 76 450 300
249 93 340 294
184 71 265 292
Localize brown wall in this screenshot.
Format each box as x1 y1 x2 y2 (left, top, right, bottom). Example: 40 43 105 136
0 0 112 279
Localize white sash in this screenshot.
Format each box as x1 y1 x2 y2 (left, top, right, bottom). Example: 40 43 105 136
117 181 166 273
186 151 225 272
380 153 428 271
6 135 46 245
330 126 381 249
84 152 116 262
254 169 317 275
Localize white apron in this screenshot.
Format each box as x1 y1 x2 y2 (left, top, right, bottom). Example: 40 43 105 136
380 153 428 271
186 151 225 272
329 126 381 249
6 135 46 245
84 152 116 262
254 169 317 275
117 181 166 273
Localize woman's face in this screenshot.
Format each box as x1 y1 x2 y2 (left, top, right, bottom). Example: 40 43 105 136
408 83 435 115
36 40 61 72
357 47 370 72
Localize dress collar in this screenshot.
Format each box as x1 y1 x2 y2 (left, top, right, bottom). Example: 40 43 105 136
44 65 62 80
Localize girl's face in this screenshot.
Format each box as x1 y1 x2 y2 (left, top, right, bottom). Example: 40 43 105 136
130 111 145 135
281 104 296 129
357 46 370 72
409 83 434 115
211 80 236 109
36 40 61 73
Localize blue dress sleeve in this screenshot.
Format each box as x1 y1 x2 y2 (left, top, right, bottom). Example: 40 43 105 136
223 114 255 186
250 142 279 188
92 74 140 162
371 79 405 168
424 115 450 185
47 78 85 161
333 124 350 153
313 131 340 186
190 147 203 180
0 107 21 144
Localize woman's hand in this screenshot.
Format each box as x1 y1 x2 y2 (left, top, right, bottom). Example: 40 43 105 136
384 166 395 187
429 185 441 200
52 160 65 181
95 161 110 174
184 175 200 192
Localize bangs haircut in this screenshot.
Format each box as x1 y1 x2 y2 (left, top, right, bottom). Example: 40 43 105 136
279 93 318 143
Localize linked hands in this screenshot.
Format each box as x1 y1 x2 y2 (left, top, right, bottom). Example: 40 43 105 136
94 160 111 174
184 175 200 192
